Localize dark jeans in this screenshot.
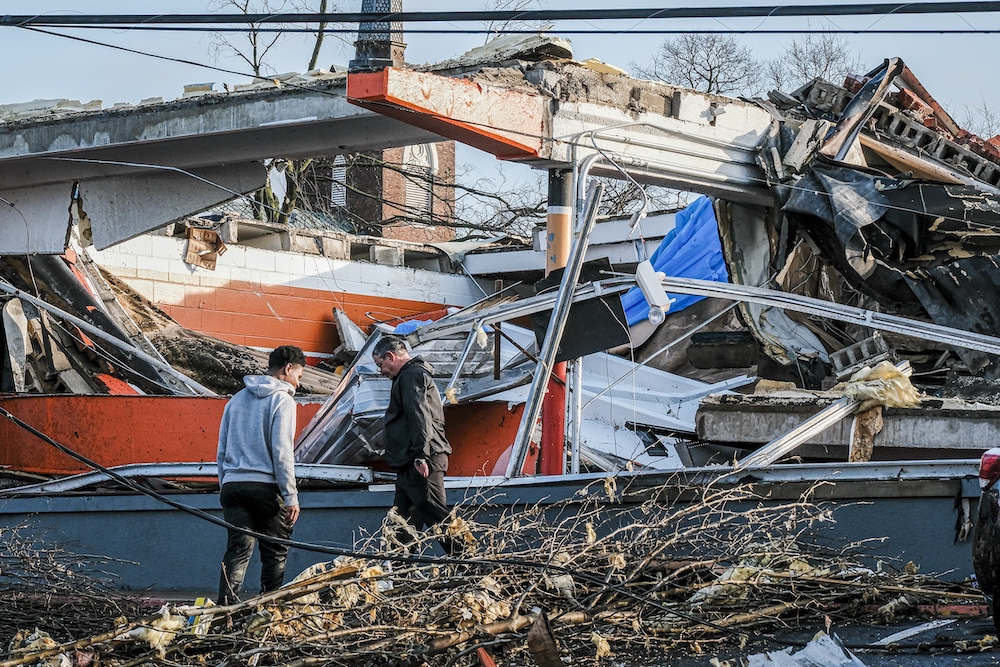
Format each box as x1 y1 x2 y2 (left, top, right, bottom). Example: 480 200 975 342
219 481 292 605
394 453 464 556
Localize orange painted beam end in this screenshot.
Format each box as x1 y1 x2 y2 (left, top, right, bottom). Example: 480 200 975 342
348 68 545 161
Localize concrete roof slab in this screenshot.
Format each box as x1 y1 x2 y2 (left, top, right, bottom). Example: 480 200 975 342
0 79 446 253
0 81 442 190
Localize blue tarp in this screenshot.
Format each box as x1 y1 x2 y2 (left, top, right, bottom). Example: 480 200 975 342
620 196 729 326
392 318 435 334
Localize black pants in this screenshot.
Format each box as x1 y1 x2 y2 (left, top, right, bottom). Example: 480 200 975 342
219 482 292 605
394 453 464 556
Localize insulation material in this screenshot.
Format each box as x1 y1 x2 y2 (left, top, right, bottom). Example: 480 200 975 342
842 360 921 409
184 228 227 270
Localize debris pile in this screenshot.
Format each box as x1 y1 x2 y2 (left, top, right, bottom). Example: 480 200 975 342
97 267 340 396
0 252 341 398
2 479 981 666
0 524 147 639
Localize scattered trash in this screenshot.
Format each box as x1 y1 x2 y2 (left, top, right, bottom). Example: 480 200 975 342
747 631 867 667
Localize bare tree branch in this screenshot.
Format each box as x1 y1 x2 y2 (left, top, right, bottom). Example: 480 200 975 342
631 34 762 96
961 96 1000 139
764 31 864 93
209 0 291 77
480 0 550 43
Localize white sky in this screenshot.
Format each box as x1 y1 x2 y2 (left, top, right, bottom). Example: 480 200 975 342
3 1 1000 195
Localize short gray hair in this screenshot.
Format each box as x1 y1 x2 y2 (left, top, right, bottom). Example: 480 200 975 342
373 335 407 358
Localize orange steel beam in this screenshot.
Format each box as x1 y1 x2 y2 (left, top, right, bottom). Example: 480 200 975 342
348 68 545 160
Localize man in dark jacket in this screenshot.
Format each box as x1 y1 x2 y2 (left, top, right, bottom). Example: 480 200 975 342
373 335 462 555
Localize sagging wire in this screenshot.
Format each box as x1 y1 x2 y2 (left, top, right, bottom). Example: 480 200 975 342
586 127 650 253
861 1 918 32
0 404 746 640
8 3 1000 25
17 25 1000 33
0 194 42 297
18 25 278 91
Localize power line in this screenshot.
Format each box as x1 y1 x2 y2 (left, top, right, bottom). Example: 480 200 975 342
36 26 1000 34
19 25 273 82
4 3 1000 27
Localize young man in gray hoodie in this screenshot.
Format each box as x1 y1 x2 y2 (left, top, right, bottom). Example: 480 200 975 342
217 345 305 604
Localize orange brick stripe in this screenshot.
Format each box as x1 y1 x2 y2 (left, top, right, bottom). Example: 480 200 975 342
161 278 446 355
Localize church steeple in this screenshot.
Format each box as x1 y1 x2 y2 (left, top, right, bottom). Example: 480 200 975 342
349 0 406 70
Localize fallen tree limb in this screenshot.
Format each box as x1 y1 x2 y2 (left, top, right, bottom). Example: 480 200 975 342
173 563 361 618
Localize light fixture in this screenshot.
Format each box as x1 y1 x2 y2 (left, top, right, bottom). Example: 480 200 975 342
635 260 673 326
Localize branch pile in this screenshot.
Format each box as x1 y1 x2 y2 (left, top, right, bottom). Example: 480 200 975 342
0 525 147 639
1 480 981 666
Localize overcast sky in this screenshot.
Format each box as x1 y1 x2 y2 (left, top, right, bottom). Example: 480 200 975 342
3 1 1000 196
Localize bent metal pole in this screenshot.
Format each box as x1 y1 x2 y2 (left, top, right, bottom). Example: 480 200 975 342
506 181 604 478
540 168 574 476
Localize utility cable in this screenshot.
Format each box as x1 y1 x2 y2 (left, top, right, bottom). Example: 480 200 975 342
5 3 1000 26
16 26 1000 34
47 157 286 219
0 404 745 638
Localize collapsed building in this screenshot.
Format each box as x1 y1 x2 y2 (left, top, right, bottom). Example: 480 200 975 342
1 33 1000 469
0 29 1000 592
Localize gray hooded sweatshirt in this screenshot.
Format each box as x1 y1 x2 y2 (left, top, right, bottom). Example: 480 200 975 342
217 375 298 506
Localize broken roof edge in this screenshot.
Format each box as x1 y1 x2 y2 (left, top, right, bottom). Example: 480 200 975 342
419 33 574 72
0 71 349 127
186 209 459 259
0 34 575 127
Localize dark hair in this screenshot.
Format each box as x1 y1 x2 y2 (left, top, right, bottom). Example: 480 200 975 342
269 345 306 371
373 335 407 359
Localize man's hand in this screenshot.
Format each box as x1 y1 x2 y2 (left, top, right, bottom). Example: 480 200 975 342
414 458 429 478
285 504 300 527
